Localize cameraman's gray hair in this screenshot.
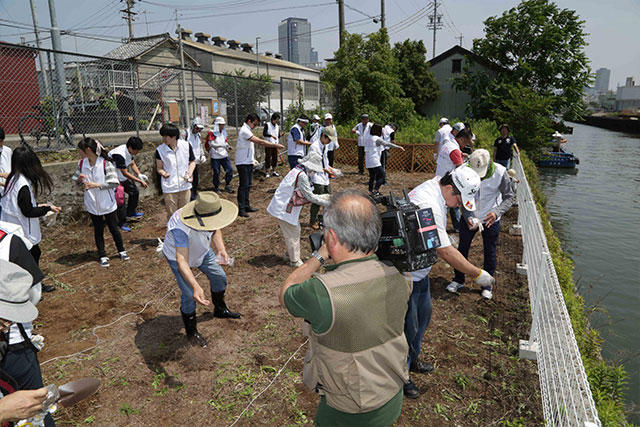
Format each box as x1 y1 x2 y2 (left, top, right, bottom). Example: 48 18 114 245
323 189 381 254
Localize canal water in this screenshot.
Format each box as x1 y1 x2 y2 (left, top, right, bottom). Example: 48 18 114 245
537 122 640 421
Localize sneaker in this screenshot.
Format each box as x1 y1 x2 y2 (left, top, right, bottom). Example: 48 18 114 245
128 212 144 218
265 173 270 178
120 224 131 232
446 281 465 293
481 288 493 300
272 171 280 177
119 251 130 261
290 260 304 267
99 257 110 267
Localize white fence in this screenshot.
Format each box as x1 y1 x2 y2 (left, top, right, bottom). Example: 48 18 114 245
513 157 600 427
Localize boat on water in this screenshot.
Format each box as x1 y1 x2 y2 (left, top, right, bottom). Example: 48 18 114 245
537 131 580 168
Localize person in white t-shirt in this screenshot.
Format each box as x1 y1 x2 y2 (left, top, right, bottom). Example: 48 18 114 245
205 116 234 194
287 116 311 169
351 114 371 174
366 124 404 195
186 118 206 201
307 126 339 230
323 113 339 167
262 113 285 178
434 117 452 159
235 113 284 217
162 191 239 348
402 167 495 399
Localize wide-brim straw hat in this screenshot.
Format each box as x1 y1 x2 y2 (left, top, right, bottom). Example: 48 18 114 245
0 260 38 323
297 151 325 173
180 192 238 231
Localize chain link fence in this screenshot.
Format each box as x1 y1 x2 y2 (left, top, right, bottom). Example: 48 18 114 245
513 156 601 427
0 41 328 152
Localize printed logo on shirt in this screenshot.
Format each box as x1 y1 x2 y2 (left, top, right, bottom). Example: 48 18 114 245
465 200 473 210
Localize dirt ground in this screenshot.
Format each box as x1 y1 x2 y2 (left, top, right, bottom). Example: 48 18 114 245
35 164 542 426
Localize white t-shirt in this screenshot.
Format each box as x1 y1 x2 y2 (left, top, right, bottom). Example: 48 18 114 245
0 145 12 186
407 177 451 281
352 122 372 147
434 124 452 157
162 208 213 267
308 138 330 185
235 123 256 166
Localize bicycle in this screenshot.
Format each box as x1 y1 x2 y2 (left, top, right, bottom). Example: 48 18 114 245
18 96 76 151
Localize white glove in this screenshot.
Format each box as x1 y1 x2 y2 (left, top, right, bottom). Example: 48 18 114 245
474 270 495 288
138 174 148 182
355 130 361 136
200 153 207 164
469 217 484 232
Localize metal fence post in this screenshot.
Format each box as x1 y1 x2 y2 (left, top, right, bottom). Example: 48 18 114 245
233 76 239 134
279 76 284 118
131 62 139 138
191 70 196 121
46 51 60 147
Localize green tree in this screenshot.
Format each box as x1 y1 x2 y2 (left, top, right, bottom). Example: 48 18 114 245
456 0 591 121
321 29 414 125
392 39 439 115
210 70 271 126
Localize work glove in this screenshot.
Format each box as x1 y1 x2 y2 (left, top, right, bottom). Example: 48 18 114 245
138 174 148 182
474 270 495 288
469 217 484 232
355 130 361 136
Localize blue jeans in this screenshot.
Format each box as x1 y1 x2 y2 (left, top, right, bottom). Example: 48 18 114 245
166 249 227 314
404 276 432 368
453 218 500 289
236 164 253 211
449 207 461 232
288 155 302 169
211 157 233 189
495 159 510 169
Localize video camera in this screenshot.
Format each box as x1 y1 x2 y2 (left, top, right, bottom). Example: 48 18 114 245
309 190 440 272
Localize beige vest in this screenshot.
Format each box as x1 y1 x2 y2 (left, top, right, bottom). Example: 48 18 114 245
303 258 412 414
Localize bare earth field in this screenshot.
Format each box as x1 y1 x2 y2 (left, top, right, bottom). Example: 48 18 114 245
35 164 542 426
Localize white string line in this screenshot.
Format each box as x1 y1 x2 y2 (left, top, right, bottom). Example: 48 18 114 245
228 338 309 427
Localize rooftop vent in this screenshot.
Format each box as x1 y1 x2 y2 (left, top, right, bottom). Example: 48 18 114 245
274 53 283 59
264 51 273 57
240 42 254 53
195 32 210 44
227 39 240 50
177 28 192 40
212 36 227 47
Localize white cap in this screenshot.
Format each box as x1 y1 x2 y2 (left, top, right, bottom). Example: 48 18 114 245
214 116 226 125
453 122 465 132
467 149 490 179
312 114 320 121
439 117 449 124
324 113 333 120
451 167 481 211
552 131 563 138
192 117 204 129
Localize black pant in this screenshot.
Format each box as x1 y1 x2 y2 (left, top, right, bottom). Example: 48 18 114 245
190 164 200 201
380 150 389 183
236 164 253 211
288 155 302 169
368 166 384 192
117 179 139 225
29 244 41 265
327 150 335 167
265 147 278 169
89 211 125 257
1 347 55 426
358 146 365 174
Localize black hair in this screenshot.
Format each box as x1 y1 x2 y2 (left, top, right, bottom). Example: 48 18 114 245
439 172 460 194
6 146 53 197
298 114 309 122
0 127 5 141
271 112 280 121
390 123 398 130
245 113 260 123
456 129 471 140
159 123 180 138
78 137 112 162
126 136 144 151
463 122 471 132
370 123 383 137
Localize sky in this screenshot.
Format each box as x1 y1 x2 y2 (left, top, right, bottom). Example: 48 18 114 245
1 0 639 89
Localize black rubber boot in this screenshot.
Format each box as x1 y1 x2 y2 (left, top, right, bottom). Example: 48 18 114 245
212 291 241 319
181 311 208 348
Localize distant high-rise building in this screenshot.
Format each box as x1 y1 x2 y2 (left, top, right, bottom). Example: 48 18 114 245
310 48 318 64
594 68 611 93
278 17 311 65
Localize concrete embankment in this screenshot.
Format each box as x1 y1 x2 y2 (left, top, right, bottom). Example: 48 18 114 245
578 116 640 134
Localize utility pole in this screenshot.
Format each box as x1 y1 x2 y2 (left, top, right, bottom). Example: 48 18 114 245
176 14 190 127
121 0 136 41
427 0 443 59
338 0 345 48
256 37 260 75
47 0 69 113
380 0 385 28
457 35 463 46
29 0 49 96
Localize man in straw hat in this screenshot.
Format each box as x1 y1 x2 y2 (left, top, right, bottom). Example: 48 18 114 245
0 260 50 425
162 192 240 348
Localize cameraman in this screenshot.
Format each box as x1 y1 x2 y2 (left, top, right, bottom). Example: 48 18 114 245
279 190 412 426
403 167 495 399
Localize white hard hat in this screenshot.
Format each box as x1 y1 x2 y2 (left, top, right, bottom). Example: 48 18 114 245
453 122 465 132
312 114 321 121
324 113 333 120
192 117 204 129
214 116 226 125
439 117 449 124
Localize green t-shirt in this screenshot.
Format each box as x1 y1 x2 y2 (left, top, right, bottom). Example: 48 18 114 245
283 254 403 426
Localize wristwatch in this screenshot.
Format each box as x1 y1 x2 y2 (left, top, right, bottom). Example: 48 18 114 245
311 251 325 266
